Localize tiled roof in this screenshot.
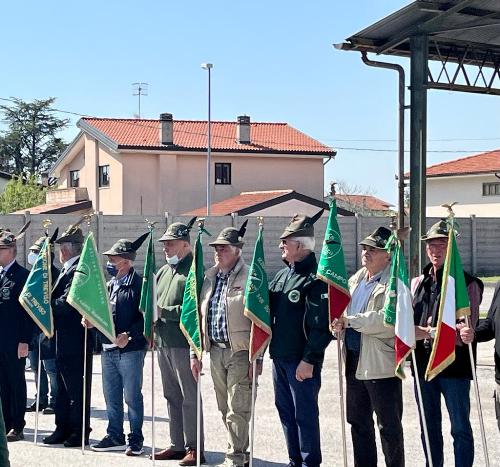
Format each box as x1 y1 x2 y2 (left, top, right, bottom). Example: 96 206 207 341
335 194 392 211
424 150 500 177
80 118 334 155
184 190 295 216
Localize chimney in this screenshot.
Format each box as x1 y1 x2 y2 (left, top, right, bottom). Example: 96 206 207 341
160 113 173 145
236 115 251 144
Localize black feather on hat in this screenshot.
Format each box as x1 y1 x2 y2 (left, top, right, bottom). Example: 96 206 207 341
279 209 324 239
103 231 150 260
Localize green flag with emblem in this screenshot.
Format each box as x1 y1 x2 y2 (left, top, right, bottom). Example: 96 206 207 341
140 230 157 341
19 237 54 337
67 232 115 342
180 228 204 359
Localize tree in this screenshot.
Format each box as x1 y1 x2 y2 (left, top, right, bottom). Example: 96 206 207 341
0 176 47 214
0 97 68 176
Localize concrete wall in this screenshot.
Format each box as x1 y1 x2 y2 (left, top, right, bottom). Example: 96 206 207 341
427 174 500 217
4 213 500 277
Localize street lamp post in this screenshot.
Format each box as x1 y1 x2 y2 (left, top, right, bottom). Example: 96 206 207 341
201 63 213 216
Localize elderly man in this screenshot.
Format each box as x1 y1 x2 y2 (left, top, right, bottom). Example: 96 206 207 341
87 234 148 456
153 219 205 466
268 211 330 467
43 223 94 447
0 230 31 442
191 222 255 467
333 226 404 467
26 236 59 415
412 220 483 467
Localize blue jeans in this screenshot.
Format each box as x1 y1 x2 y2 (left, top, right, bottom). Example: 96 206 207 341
272 358 322 467
101 349 146 445
415 376 473 467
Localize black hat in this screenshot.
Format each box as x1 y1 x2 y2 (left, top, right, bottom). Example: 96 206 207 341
103 232 149 260
359 226 392 250
0 221 31 249
158 217 196 242
209 220 248 248
280 209 323 239
421 219 449 241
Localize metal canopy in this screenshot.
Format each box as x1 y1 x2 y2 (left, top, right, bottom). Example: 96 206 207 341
338 0 500 95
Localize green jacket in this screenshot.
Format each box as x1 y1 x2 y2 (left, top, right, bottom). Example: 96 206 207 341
155 253 193 349
269 252 331 365
0 395 9 467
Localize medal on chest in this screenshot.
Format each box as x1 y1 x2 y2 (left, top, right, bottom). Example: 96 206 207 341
288 289 300 303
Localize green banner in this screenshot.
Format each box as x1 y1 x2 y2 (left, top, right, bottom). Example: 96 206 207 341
19 237 54 337
180 230 204 359
140 230 157 341
67 232 115 342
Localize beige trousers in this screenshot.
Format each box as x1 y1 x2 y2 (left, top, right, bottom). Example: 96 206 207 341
210 347 252 466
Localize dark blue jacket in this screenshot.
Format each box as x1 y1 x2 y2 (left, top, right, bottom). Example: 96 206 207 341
98 268 147 353
0 261 31 353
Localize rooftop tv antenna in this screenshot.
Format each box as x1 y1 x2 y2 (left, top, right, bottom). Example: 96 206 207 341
132 82 149 118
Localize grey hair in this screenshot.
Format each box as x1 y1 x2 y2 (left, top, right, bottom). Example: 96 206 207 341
229 245 242 257
61 242 83 256
293 236 316 251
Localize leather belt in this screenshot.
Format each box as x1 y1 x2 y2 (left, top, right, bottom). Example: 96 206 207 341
211 341 230 349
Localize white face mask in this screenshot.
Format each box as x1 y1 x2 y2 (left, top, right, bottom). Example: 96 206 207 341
166 254 180 265
27 251 38 266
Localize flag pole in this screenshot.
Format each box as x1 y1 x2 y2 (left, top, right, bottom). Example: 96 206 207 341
81 326 88 455
411 350 433 467
465 316 490 467
151 271 158 465
336 331 348 467
34 336 42 445
196 368 201 467
249 359 257 467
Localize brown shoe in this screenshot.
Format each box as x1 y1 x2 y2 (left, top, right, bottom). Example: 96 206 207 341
179 448 206 466
6 429 24 442
149 448 186 461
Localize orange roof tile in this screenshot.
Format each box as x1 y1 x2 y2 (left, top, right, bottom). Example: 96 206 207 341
335 194 392 211
80 118 334 155
424 150 500 177
184 190 295 216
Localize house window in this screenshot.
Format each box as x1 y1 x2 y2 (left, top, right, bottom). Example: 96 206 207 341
215 163 231 185
69 170 80 188
482 182 500 196
99 165 110 187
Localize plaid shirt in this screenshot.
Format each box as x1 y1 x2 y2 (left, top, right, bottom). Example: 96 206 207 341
207 270 231 343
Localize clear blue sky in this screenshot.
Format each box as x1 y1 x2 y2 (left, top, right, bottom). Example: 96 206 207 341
1 0 499 204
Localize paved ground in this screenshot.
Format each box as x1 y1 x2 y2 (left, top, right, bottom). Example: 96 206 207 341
6 284 500 466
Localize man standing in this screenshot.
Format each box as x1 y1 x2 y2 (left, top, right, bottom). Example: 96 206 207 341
43 223 94 447
268 211 330 467
88 235 148 456
26 236 59 415
0 229 31 442
153 220 205 466
412 220 483 467
333 227 405 467
191 223 256 467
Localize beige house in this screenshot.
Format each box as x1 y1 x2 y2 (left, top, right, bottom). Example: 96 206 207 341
416 150 500 217
49 115 335 215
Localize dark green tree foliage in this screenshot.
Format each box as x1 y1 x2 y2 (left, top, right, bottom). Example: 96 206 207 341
0 175 46 214
0 97 68 175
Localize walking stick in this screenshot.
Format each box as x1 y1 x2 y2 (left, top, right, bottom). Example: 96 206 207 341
34 336 42 445
249 360 257 467
466 316 490 467
411 350 433 467
196 368 201 467
336 335 348 467
81 326 88 455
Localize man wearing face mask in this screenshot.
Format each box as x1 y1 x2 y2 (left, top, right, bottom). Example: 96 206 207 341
26 237 59 415
87 233 149 456
152 218 205 466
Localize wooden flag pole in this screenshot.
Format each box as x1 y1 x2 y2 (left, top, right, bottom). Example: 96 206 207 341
81 326 88 455
336 331 348 467
466 316 490 467
249 360 257 467
411 350 433 467
33 337 42 445
196 370 201 467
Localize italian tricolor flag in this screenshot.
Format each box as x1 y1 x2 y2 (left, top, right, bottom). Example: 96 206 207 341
383 238 415 379
425 229 470 381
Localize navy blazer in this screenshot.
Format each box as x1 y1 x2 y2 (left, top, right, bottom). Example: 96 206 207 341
0 261 31 353
51 257 93 357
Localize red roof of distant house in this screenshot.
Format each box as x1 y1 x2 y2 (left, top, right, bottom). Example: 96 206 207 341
12 200 92 215
404 149 500 178
335 194 393 211
79 118 334 155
